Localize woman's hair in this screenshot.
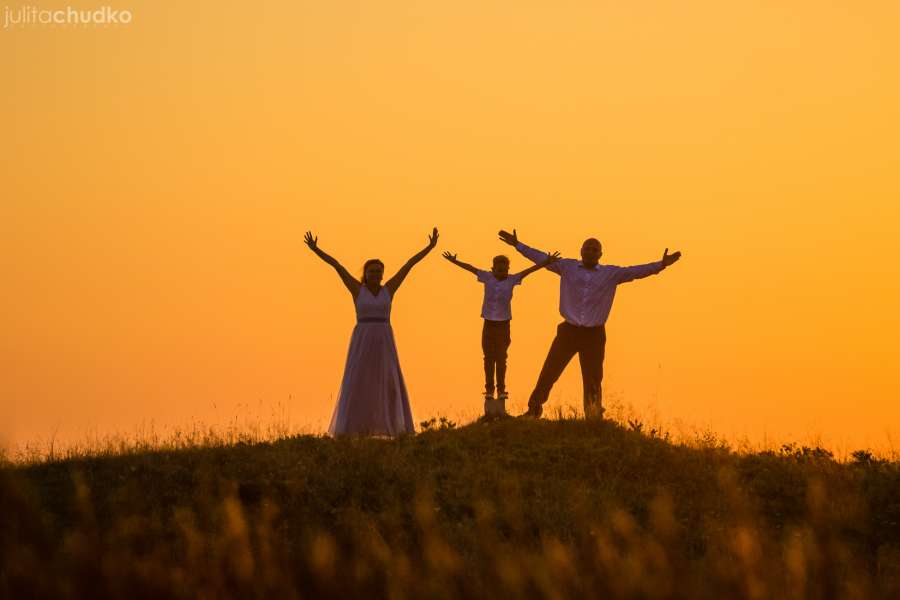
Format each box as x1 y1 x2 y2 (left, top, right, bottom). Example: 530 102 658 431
360 259 385 284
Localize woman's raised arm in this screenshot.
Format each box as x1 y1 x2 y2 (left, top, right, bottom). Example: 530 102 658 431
305 231 361 297
385 227 439 295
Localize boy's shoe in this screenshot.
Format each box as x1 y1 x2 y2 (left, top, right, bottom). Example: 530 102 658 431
484 392 510 417
483 391 495 416
497 390 509 401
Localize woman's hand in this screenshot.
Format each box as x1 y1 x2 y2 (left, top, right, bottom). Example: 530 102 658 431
304 231 318 251
427 227 439 248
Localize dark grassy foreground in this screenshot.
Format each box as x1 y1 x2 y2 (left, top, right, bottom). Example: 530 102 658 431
2 418 900 599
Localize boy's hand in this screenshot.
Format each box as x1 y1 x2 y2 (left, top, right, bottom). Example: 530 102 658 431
543 251 561 264
304 231 318 250
442 251 457 262
498 229 518 246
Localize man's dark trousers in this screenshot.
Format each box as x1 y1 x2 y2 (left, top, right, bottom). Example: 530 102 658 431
527 321 606 417
482 319 511 394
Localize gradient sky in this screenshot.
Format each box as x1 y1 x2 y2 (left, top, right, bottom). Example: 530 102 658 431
3 1 899 452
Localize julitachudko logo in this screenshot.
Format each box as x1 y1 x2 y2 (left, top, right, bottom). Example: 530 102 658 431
3 5 134 28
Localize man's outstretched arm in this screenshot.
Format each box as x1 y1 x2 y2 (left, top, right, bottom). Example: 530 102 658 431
498 229 564 274
615 248 682 284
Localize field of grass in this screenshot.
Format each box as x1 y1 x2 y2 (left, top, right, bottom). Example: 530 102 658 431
2 415 900 599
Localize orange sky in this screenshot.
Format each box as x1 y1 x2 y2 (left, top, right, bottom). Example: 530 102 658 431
3 1 899 453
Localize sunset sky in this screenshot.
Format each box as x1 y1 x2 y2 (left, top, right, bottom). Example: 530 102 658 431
3 1 899 452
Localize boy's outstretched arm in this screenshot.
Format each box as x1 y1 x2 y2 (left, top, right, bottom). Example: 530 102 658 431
442 251 479 275
515 251 561 280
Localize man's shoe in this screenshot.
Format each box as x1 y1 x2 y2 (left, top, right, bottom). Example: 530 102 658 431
584 403 605 420
518 405 542 419
497 390 509 401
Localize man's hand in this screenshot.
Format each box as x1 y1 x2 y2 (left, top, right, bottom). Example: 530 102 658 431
498 229 518 247
442 251 458 263
304 231 318 250
428 227 439 248
662 248 682 267
543 251 561 265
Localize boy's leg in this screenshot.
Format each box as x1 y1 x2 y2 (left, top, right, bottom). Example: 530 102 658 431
481 321 495 395
526 322 578 416
495 321 511 395
577 325 606 418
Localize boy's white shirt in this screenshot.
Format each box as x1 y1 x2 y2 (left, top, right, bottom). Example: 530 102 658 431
475 270 524 321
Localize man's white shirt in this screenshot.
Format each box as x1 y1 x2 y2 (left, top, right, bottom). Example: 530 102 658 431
515 242 664 327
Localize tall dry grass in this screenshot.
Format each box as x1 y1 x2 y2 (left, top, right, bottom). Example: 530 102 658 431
2 414 899 598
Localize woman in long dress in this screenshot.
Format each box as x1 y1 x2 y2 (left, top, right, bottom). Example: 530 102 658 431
304 228 439 437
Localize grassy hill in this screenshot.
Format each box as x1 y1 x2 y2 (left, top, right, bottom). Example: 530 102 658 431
2 417 900 599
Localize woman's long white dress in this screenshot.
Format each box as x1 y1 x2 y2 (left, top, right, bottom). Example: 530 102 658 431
327 286 415 437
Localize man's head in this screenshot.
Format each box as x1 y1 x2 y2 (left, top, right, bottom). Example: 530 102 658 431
491 255 510 279
580 238 602 268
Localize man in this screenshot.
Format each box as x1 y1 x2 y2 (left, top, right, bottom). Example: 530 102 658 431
498 229 681 418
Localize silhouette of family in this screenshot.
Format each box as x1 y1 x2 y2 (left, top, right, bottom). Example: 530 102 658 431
305 228 681 437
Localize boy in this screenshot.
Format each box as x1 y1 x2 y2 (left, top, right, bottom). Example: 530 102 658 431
442 249 559 416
